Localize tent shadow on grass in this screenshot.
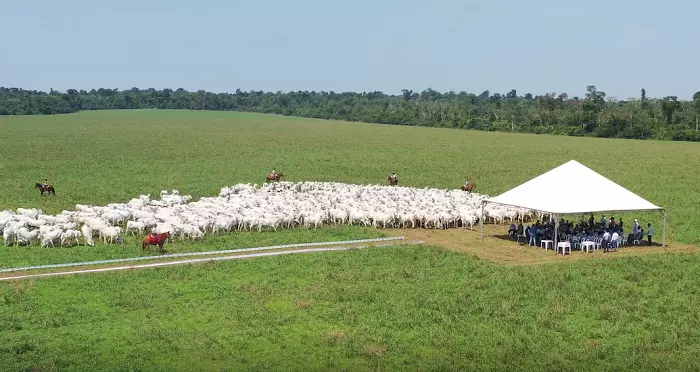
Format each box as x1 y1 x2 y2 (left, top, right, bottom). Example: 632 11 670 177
492 233 527 245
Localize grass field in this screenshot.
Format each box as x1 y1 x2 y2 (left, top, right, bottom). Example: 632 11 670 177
0 225 386 269
1 109 700 371
0 109 697 246
3 246 700 371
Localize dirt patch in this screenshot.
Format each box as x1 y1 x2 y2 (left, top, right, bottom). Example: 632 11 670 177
362 344 387 357
294 299 312 309
384 225 700 266
324 330 346 345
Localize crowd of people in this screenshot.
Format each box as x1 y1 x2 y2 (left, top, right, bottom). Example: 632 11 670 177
507 214 655 252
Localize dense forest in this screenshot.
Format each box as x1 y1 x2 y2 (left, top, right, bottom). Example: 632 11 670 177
2 86 700 141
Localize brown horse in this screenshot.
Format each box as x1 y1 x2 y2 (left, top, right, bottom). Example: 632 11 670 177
460 182 476 192
266 172 284 183
35 183 56 196
388 175 398 186
141 231 170 252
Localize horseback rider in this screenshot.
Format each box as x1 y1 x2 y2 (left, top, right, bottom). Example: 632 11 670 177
390 172 397 182
271 169 277 178
150 230 159 242
464 177 471 188
42 179 50 191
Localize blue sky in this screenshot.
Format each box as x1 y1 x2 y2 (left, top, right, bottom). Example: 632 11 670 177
2 0 698 99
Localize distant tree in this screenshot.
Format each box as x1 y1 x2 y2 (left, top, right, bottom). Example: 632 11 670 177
661 96 680 124
0 85 698 142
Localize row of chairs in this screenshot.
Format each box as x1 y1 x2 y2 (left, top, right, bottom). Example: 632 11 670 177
516 232 642 254
566 233 646 247
568 235 622 252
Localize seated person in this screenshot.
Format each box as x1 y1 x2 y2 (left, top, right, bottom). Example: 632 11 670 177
630 229 642 243
508 223 517 237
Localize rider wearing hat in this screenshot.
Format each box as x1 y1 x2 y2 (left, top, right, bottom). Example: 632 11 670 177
390 172 397 182
464 177 472 188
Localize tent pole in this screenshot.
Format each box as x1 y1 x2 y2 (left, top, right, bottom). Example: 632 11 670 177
662 209 667 247
554 214 558 255
479 201 485 239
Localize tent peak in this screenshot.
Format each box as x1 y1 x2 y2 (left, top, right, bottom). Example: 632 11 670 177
484 159 662 215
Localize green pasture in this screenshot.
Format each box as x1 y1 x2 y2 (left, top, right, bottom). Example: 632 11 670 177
0 109 697 245
2 245 700 371
0 225 385 268
2 110 700 371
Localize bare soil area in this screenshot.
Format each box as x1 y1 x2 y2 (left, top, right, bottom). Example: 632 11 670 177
385 225 700 266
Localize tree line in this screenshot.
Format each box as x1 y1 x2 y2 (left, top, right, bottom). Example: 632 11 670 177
2 86 700 142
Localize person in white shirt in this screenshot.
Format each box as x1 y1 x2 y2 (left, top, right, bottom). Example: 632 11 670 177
633 219 640 233
602 230 612 252
611 231 620 250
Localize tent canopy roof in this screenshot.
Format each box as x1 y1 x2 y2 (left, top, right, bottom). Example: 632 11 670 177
485 160 663 215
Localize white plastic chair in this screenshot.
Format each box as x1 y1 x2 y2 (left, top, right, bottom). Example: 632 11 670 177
541 240 554 250
581 241 596 253
571 237 581 250
595 237 603 250
557 241 571 255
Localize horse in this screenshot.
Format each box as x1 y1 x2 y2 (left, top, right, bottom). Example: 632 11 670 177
141 231 170 252
388 176 398 186
460 182 476 192
35 183 56 196
266 172 284 183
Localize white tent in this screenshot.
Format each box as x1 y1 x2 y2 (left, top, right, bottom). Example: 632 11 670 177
479 160 666 248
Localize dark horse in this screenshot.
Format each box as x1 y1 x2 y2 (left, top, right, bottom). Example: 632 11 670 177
35 183 56 196
460 182 476 192
388 175 398 186
266 172 284 183
142 231 170 252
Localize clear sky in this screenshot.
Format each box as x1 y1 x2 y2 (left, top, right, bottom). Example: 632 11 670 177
2 0 698 99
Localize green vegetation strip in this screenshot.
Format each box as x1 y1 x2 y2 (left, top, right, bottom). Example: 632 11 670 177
0 237 404 274
2 86 699 141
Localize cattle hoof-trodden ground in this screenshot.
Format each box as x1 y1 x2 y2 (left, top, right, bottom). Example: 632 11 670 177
1 110 700 371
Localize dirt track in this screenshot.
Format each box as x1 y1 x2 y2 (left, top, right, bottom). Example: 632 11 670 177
2 226 696 281
385 225 700 266
0 239 422 281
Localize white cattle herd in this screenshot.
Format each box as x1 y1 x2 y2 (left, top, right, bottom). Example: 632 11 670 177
1 182 539 248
